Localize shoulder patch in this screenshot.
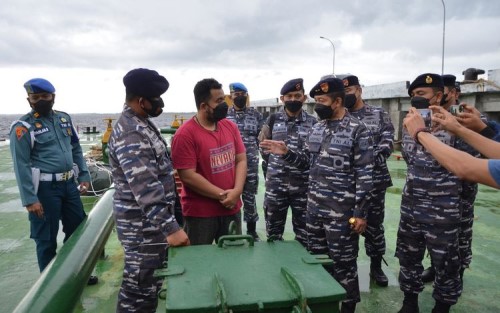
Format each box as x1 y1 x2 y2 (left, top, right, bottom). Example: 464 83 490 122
15 126 28 140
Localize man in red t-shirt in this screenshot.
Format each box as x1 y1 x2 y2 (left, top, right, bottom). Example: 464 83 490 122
171 78 247 244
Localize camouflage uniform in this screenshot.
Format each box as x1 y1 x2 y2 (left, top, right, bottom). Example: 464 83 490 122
226 106 263 223
397 128 465 305
261 108 317 246
349 103 394 258
109 106 181 313
283 113 374 304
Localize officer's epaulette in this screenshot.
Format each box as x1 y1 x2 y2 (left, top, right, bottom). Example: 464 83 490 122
53 110 70 116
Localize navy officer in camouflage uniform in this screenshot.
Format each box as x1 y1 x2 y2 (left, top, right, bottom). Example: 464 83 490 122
421 74 480 284
342 74 394 286
258 78 317 247
397 73 463 313
261 77 373 313
226 82 263 240
10 78 93 274
108 68 190 313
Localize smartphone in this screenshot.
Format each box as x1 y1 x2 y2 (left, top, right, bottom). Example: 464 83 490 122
417 108 432 128
449 104 464 116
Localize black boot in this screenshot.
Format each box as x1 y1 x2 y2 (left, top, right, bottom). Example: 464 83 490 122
398 293 419 313
87 275 98 285
421 266 435 283
340 301 356 313
370 256 388 287
431 301 451 313
246 222 261 242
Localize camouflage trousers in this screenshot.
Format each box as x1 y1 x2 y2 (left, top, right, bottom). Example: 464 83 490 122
114 202 167 313
307 211 361 304
459 205 474 269
363 189 387 257
242 155 259 223
396 218 462 305
264 189 307 247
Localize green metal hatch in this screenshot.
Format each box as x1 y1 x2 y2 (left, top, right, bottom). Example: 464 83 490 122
156 235 346 313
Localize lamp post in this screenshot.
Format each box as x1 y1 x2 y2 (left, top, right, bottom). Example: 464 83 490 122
320 36 335 75
441 0 446 75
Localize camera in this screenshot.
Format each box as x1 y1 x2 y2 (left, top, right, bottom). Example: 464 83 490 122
450 104 464 116
417 108 432 128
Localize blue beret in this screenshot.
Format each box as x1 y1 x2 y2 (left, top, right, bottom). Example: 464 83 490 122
442 74 456 87
24 78 55 94
123 68 169 98
408 73 444 96
229 82 248 93
280 78 304 95
309 77 344 97
342 75 360 88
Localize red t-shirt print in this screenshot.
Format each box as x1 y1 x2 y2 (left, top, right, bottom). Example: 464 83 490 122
210 142 235 174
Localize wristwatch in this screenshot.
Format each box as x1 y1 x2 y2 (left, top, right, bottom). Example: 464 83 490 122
414 127 431 145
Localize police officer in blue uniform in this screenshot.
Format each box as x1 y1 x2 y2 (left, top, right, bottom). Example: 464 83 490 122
397 73 463 313
108 68 189 313
226 82 263 240
9 78 93 276
258 78 317 247
261 77 374 313
342 74 395 286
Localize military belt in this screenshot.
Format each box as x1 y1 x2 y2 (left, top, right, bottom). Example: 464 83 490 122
39 170 74 182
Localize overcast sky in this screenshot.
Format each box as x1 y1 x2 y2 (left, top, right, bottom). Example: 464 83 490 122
1 0 499 115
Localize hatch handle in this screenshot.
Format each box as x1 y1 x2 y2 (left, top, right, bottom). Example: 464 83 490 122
217 234 255 248
214 272 230 313
281 267 312 313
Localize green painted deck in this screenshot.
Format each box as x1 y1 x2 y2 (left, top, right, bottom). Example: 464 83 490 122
1 138 499 313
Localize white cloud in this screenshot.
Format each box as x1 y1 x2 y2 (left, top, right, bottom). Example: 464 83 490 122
0 0 499 114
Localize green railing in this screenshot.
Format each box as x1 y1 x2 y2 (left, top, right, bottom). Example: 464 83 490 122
13 187 116 313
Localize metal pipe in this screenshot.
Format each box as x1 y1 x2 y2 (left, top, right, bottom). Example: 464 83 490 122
13 187 115 313
441 0 446 75
320 36 336 75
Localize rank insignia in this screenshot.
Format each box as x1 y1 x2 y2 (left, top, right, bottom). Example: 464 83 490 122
15 126 28 140
35 122 42 128
425 75 433 84
61 117 67 122
320 82 329 93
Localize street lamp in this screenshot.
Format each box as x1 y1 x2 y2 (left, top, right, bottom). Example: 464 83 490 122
320 36 335 75
441 0 446 75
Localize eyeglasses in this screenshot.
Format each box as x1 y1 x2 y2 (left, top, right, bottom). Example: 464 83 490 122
28 93 53 102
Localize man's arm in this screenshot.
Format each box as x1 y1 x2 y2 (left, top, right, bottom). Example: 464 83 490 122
259 139 310 170
404 107 499 188
220 152 247 209
416 132 498 188
176 169 226 200
430 106 500 159
375 109 395 163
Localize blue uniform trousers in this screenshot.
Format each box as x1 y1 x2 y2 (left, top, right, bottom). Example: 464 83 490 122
31 180 86 271
396 218 462 304
363 189 386 257
242 154 259 223
307 211 361 304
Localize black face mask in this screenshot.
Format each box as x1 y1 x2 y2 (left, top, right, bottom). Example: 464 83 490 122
344 94 357 110
411 96 431 109
440 93 448 106
32 100 54 116
143 97 164 118
284 100 303 113
314 103 334 120
208 102 229 122
233 95 247 109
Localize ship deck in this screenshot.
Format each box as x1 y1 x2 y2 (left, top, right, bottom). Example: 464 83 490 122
1 137 499 313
